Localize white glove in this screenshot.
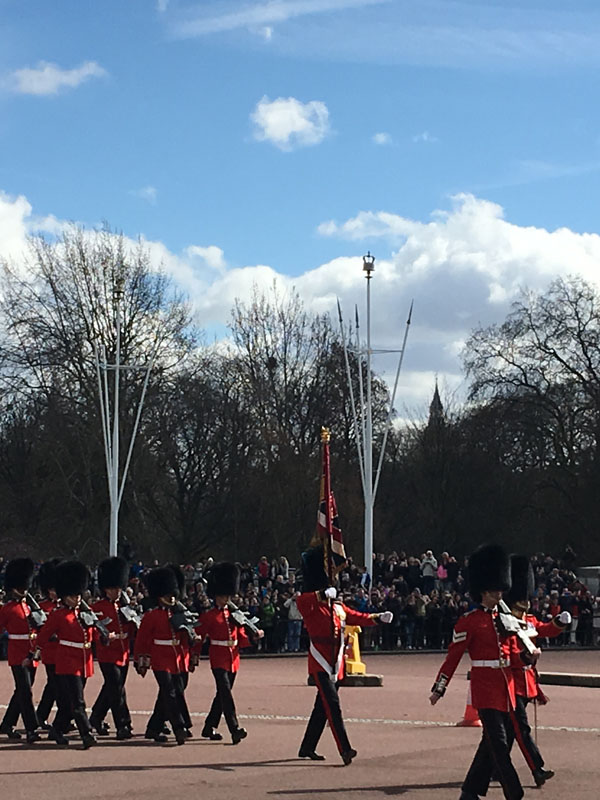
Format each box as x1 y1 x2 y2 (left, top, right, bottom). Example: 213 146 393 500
558 611 572 625
379 611 393 624
324 587 337 599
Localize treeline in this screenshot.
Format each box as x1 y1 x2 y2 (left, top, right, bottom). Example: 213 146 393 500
0 228 599 565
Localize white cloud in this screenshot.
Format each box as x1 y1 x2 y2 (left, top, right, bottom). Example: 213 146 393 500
412 130 437 143
7 61 107 96
372 132 392 145
250 95 330 151
130 186 158 205
185 245 227 273
171 0 389 38
4 188 600 413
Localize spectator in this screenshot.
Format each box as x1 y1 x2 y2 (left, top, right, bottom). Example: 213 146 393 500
284 591 303 652
421 550 438 595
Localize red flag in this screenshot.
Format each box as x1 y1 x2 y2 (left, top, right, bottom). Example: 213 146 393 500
315 428 347 581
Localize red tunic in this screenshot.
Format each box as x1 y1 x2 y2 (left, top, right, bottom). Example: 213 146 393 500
0 599 39 666
296 591 376 681
92 598 133 666
194 606 251 672
510 613 563 699
39 599 60 665
134 607 190 673
433 607 520 712
36 606 96 677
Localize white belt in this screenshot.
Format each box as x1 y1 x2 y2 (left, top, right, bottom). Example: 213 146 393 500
60 640 91 650
9 633 35 640
153 638 180 646
471 659 508 669
211 639 238 647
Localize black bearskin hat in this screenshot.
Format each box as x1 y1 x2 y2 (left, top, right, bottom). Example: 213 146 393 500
55 561 89 599
4 558 35 592
300 546 329 593
504 555 534 609
146 567 179 600
206 562 240 599
98 556 129 591
166 563 187 599
467 544 511 602
38 558 61 595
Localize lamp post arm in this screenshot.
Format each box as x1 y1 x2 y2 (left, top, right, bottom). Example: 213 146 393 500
373 300 413 501
337 299 366 494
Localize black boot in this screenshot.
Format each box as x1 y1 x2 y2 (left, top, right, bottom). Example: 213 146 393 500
48 727 69 746
231 727 247 745
82 733 97 749
298 748 326 761
341 748 357 766
26 731 41 744
116 727 132 740
174 728 187 746
533 768 555 787
201 726 223 741
0 723 21 740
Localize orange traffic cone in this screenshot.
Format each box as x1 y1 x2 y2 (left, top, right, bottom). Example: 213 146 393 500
456 683 482 727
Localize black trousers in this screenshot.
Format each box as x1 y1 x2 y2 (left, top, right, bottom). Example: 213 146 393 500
205 669 239 734
90 662 131 730
1 665 38 732
37 663 57 725
513 695 544 771
146 671 186 735
300 671 351 755
462 708 524 800
53 674 91 738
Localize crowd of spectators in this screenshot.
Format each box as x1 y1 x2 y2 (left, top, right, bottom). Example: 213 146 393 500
1 547 599 660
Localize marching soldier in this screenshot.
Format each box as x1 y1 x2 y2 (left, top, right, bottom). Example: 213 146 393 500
36 560 98 749
0 558 41 743
89 556 135 740
134 567 190 745
36 560 61 730
297 546 393 765
193 562 263 744
505 554 571 788
430 544 535 800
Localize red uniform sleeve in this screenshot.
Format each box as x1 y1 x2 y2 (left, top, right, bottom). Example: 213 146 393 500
134 612 154 658
342 605 377 627
36 608 60 651
535 618 563 638
236 625 251 649
432 614 470 694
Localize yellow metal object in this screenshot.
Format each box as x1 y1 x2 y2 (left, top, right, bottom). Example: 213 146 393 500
344 625 367 675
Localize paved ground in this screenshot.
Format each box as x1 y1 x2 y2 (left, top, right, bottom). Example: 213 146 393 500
1 650 598 799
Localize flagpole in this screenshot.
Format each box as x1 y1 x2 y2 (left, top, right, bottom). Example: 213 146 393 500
363 253 375 584
320 426 336 676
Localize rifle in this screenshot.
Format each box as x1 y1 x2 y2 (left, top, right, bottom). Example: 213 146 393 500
25 593 47 629
170 601 199 641
118 591 141 629
497 599 538 659
227 600 262 639
79 600 112 643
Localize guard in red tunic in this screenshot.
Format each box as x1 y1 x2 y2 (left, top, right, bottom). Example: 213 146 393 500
36 561 97 749
36 559 61 730
297 546 393 766
193 562 262 744
89 557 136 740
0 558 42 743
505 555 570 788
430 544 534 800
133 567 190 745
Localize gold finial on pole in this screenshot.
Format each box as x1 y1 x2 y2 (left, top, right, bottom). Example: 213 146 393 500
320 426 331 444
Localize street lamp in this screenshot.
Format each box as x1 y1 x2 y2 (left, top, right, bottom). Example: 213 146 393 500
95 273 157 557
337 252 413 585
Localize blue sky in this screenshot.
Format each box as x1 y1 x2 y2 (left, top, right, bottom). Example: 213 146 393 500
2 0 600 413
